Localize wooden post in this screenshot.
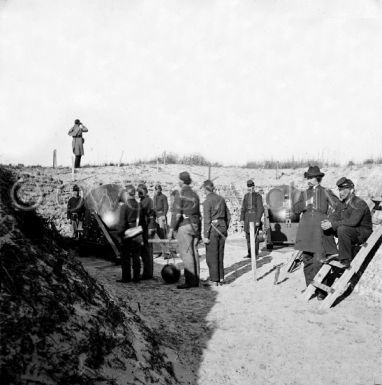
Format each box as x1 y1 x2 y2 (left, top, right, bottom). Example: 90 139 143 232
93 213 121 261
118 151 124 167
250 221 257 281
53 149 57 168
208 165 211 180
71 155 75 181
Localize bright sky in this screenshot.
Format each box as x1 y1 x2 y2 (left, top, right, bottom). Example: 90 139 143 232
1 0 382 166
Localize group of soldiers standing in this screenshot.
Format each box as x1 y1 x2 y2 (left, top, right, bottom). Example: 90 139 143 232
114 171 234 288
111 171 268 288
66 141 374 291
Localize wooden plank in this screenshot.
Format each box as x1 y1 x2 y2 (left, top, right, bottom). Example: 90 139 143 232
328 260 347 269
148 239 178 244
303 264 331 301
93 213 121 261
250 221 257 281
319 225 382 310
311 281 334 294
53 149 57 168
285 250 303 273
71 155 75 181
349 225 382 271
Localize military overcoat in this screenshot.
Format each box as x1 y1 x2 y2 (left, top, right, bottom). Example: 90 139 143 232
294 185 339 254
68 124 88 156
240 191 264 233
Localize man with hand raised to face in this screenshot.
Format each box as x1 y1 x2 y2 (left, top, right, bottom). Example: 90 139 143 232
293 166 339 286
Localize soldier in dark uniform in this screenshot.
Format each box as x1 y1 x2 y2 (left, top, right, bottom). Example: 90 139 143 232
168 172 201 289
117 184 142 283
294 166 339 286
321 177 372 269
153 184 169 240
202 180 231 286
169 189 179 232
67 184 85 238
240 179 264 258
137 183 156 279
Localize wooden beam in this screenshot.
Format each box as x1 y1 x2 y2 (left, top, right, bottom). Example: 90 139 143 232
250 221 257 281
148 239 178 244
311 281 335 294
303 264 332 301
93 213 121 261
285 250 302 273
71 155 75 181
328 260 347 269
53 149 57 168
319 225 382 310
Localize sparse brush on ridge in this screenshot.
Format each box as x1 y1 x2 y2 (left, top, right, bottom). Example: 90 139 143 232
244 159 340 169
132 152 222 167
363 157 382 165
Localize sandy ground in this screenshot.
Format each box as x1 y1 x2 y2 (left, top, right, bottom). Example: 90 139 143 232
83 234 382 385
8 164 382 384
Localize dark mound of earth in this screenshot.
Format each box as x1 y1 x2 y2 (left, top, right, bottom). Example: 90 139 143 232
0 166 177 385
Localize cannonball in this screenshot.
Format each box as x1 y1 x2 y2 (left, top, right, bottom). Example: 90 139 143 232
161 264 180 284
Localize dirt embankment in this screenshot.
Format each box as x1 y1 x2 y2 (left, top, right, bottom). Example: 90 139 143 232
0 166 178 385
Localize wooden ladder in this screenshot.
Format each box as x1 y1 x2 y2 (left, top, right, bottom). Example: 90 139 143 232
303 225 382 310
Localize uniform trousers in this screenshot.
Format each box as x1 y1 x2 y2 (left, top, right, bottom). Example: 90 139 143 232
337 225 363 262
301 251 323 286
141 232 154 278
74 155 82 168
156 215 167 239
121 239 141 282
71 219 83 238
206 225 226 282
177 223 200 287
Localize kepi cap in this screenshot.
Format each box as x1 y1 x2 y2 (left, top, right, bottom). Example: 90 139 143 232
247 179 255 187
336 177 354 189
202 179 214 190
179 171 192 185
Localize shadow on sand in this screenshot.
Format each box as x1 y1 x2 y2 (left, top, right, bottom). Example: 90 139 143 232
224 255 273 284
78 242 218 385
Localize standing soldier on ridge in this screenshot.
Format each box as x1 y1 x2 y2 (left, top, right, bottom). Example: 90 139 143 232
202 179 231 286
240 179 264 259
68 119 88 168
